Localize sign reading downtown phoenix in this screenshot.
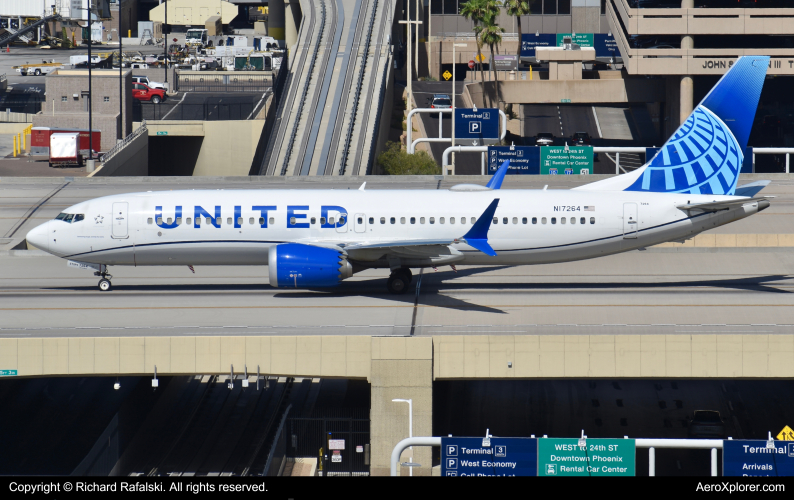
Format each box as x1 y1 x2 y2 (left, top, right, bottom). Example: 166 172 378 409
540 146 593 174
538 438 635 476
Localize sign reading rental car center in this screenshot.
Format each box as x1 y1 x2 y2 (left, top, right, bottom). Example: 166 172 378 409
537 438 636 476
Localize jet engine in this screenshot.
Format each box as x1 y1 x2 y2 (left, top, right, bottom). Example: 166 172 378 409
268 243 353 288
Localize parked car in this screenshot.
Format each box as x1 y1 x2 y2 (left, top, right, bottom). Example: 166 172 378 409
428 94 452 109
132 76 165 90
687 410 726 439
535 132 555 146
132 83 165 104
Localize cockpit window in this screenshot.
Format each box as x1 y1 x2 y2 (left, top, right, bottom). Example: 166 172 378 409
55 213 84 223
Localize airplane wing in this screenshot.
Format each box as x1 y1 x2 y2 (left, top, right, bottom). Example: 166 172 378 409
677 197 772 212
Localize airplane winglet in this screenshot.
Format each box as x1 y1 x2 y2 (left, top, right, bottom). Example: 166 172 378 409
461 198 500 256
485 160 510 189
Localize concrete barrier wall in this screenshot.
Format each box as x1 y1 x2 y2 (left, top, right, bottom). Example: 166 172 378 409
92 128 149 177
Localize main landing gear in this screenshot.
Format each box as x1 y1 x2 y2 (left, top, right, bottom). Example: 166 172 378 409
387 268 413 295
94 269 113 292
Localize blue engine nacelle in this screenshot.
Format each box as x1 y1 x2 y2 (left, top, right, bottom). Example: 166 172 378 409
268 243 353 288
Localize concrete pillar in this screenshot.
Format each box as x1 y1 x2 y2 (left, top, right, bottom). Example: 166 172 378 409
268 0 285 41
572 0 602 34
369 337 433 476
284 0 299 49
679 17 694 125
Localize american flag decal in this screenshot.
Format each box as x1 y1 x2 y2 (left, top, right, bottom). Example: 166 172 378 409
584 206 595 211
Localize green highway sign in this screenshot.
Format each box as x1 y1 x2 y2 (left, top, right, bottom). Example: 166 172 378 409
538 438 635 476
540 146 593 175
0 370 18 376
561 99 571 103
156 131 168 136
557 33 595 48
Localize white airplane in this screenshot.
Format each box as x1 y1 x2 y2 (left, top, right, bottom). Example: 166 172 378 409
26 56 772 294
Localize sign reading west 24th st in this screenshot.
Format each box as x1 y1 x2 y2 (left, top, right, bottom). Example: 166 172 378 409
538 438 635 476
454 108 499 145
724 440 794 476
441 437 537 476
540 146 593 174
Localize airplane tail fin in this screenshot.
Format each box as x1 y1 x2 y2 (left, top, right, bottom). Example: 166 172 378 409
576 56 769 195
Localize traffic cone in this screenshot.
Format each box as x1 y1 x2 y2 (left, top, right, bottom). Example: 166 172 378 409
6 46 9 53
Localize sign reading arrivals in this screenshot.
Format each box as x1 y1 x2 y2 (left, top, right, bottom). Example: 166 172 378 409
441 437 538 476
537 438 636 476
723 440 794 476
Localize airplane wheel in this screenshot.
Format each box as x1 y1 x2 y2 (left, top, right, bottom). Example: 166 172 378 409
401 267 413 283
98 279 112 292
387 273 409 295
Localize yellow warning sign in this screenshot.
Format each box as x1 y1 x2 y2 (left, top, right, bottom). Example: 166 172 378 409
442 70 452 81
777 425 794 441
474 53 487 63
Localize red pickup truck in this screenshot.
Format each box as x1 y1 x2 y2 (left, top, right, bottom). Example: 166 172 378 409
132 83 165 104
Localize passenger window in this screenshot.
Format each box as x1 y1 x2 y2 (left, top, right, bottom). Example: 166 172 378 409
429 217 435 224
311 217 316 224
249 217 254 225
390 217 395 224
357 217 363 224
513 217 518 224
590 217 595 224
156 217 162 225
503 217 508 225
236 217 242 226
522 217 527 224
561 217 566 224
206 217 213 225
401 217 406 224
270 217 275 225
493 217 498 224
460 217 466 225
167 217 173 224
369 217 374 224
259 217 264 225
339 216 346 225
227 217 232 225
381 217 386 224
551 217 557 224
471 217 476 224
320 217 326 225
196 218 202 226
450 217 455 224
329 217 335 224
186 217 192 225
532 217 537 224
147 217 153 224
580 217 585 224
420 217 425 224
570 217 576 225
541 217 547 224
440 217 445 224
289 217 297 226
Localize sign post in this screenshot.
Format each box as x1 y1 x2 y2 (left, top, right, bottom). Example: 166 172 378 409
537 438 635 476
540 146 593 174
441 437 537 477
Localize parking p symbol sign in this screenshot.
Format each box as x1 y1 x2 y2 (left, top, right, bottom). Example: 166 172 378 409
447 458 458 469
469 121 481 133
447 445 458 456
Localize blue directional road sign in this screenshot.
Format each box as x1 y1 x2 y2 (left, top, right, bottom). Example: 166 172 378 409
723 440 794 476
441 437 537 477
521 34 557 58
488 146 540 175
455 108 499 145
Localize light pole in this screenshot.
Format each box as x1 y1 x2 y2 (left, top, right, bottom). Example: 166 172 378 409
451 43 466 176
392 398 413 476
398 3 422 114
164 0 168 87
119 5 123 140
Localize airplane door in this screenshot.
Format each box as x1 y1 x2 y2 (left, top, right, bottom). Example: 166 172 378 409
354 213 366 233
623 203 638 239
335 211 348 233
112 202 128 238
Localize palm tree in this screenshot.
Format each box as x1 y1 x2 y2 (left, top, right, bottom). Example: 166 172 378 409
459 0 499 106
504 0 532 62
480 22 506 108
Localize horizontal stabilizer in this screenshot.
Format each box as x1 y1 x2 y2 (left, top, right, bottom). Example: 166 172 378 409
734 180 770 198
677 197 772 212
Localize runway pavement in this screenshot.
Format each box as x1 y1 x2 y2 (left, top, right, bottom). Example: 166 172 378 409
1 175 793 339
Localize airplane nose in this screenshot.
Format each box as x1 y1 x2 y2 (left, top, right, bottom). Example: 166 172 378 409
26 221 50 252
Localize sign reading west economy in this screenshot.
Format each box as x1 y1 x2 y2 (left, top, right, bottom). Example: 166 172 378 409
441 437 538 476
540 146 593 174
488 146 540 175
537 438 635 476
454 108 500 145
521 33 619 59
723 440 794 476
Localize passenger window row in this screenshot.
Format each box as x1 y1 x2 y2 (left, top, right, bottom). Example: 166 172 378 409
146 215 596 227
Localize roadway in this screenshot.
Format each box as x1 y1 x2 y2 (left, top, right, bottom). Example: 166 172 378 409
134 91 271 121
1 175 793 338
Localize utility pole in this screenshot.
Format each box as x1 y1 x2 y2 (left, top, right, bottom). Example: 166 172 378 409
398 3 422 115
119 3 123 139
164 0 168 87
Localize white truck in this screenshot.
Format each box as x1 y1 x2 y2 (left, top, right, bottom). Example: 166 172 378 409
14 61 63 76
185 28 208 47
70 55 103 67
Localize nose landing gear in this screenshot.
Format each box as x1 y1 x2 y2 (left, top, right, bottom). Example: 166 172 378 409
94 270 113 292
